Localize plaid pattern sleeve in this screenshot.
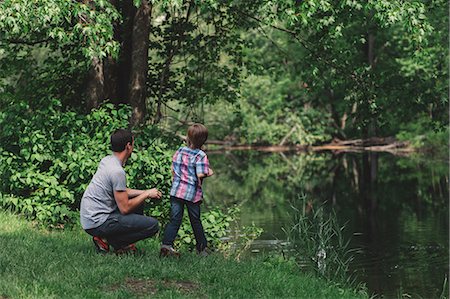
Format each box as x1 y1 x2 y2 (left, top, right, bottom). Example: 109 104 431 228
195 154 209 176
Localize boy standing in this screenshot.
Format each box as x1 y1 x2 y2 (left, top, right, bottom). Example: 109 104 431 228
160 123 213 257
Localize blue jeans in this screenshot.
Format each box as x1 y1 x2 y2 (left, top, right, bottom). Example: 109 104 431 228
85 205 159 250
162 196 207 252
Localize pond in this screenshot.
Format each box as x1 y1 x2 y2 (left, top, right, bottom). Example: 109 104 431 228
203 151 449 298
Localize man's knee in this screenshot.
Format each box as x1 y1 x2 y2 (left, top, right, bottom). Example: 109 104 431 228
145 218 159 237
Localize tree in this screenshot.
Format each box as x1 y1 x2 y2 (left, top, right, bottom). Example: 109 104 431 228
0 0 247 126
220 0 445 139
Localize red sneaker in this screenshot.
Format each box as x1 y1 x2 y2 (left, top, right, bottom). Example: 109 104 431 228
92 236 110 253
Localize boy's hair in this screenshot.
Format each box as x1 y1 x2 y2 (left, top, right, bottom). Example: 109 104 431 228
111 129 134 152
187 123 208 149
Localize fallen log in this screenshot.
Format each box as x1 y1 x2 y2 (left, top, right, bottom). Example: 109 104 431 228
205 137 413 155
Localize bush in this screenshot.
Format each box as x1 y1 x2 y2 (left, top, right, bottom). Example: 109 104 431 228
0 99 132 224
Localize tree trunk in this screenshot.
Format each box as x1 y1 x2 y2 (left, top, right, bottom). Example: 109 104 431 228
84 0 151 124
101 0 119 103
128 0 151 126
85 57 104 110
85 0 128 110
103 56 119 102
367 31 378 183
116 0 134 105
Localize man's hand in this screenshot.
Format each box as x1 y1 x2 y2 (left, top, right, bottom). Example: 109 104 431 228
146 188 162 200
207 168 214 176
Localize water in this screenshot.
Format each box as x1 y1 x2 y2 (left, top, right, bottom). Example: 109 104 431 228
203 151 449 298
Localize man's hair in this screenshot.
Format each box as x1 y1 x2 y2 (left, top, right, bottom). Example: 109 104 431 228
187 123 208 149
111 129 134 152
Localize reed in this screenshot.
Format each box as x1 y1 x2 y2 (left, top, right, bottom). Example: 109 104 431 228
283 195 365 292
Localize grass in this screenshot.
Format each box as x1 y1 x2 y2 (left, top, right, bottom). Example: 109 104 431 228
0 212 367 298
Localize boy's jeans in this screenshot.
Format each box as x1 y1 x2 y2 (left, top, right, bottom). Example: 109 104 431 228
85 204 159 250
162 196 207 252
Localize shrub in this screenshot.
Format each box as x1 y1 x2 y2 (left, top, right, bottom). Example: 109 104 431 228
0 99 132 224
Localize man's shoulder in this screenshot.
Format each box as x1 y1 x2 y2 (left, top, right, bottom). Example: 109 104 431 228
101 155 122 166
99 155 125 175
100 155 114 164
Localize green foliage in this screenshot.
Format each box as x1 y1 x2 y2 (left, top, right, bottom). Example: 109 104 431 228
0 100 131 224
234 0 448 139
0 0 122 112
225 223 264 260
0 0 120 59
2 0 447 144
235 75 332 145
146 0 245 122
396 114 449 159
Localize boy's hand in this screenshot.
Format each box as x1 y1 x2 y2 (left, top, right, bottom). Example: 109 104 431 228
207 168 214 176
146 188 162 200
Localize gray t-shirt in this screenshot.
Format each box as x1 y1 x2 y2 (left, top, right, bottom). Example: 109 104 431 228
80 155 127 229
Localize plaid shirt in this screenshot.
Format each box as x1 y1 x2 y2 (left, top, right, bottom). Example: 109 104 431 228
170 146 209 203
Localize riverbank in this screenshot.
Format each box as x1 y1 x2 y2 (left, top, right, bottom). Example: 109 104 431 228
0 211 367 298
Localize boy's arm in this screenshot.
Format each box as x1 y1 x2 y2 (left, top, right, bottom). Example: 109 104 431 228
196 154 212 185
197 168 213 179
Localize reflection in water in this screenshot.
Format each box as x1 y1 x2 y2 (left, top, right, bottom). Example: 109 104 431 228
203 151 449 298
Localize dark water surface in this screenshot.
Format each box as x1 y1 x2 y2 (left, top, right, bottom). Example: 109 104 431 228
203 151 449 298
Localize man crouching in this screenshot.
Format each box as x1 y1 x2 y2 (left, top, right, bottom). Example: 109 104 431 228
80 129 161 254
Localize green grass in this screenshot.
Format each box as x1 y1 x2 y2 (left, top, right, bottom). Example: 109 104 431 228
0 212 367 298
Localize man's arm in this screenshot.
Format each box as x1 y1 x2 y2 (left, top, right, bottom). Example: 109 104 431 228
126 188 144 198
115 188 162 215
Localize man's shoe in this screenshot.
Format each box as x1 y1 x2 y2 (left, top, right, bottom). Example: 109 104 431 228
93 236 110 254
160 245 180 258
114 243 139 255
